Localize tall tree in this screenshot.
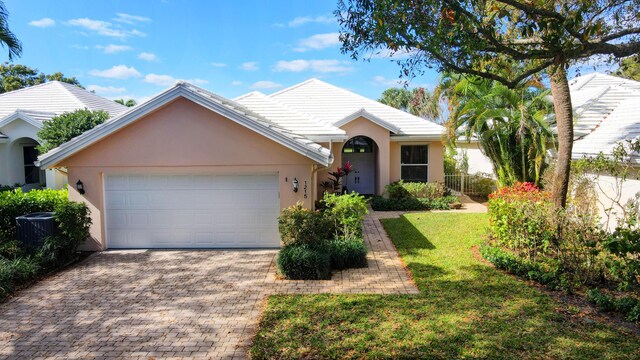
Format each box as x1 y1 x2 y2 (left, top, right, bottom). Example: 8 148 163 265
336 0 640 208
0 2 21 60
37 109 109 153
0 63 82 93
379 87 440 120
615 55 640 81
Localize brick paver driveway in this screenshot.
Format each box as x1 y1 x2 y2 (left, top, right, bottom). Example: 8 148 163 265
0 214 417 359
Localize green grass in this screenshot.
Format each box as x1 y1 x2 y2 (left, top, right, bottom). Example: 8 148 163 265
251 213 640 359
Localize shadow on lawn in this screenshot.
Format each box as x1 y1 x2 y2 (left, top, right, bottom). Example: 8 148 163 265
252 262 640 360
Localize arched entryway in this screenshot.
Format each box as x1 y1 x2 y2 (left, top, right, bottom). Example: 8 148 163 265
342 136 377 195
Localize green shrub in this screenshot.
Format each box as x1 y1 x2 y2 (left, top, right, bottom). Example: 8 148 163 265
587 288 640 322
323 237 368 270
49 201 92 263
371 195 458 211
0 257 41 300
0 188 68 243
322 192 368 238
384 180 446 200
278 203 333 246
277 245 331 280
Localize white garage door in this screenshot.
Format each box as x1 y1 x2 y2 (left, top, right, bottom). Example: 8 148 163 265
104 174 280 249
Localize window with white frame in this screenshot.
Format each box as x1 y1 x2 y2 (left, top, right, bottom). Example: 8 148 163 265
400 145 428 182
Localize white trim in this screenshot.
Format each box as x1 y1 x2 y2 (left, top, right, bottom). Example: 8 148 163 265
0 111 45 130
390 134 442 141
334 108 401 133
306 134 348 142
101 172 108 250
399 144 430 182
37 83 332 168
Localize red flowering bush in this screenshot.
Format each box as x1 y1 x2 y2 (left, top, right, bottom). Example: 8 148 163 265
488 182 555 261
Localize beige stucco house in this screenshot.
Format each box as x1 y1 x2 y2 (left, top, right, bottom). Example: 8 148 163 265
0 81 127 189
37 79 445 250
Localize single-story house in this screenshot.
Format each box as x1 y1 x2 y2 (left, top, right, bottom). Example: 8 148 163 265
0 81 127 189
37 79 445 250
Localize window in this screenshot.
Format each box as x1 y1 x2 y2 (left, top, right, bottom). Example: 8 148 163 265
23 146 40 184
400 145 428 182
342 136 374 153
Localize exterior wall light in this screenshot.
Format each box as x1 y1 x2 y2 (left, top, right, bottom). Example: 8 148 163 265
292 177 299 193
76 180 85 195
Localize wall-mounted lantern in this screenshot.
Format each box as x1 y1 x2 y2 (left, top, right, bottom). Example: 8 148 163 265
292 177 299 193
76 180 85 195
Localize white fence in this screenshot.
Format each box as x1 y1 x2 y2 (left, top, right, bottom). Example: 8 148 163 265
444 173 497 196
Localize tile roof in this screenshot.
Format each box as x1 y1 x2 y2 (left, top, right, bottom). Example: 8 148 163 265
569 73 640 162
0 81 127 124
262 78 444 137
234 91 345 137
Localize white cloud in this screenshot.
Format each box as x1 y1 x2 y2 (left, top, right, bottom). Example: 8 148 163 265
29 18 55 28
89 65 141 79
231 81 243 86
96 44 133 54
67 18 146 38
294 32 340 52
113 13 151 24
275 59 353 73
138 52 158 61
210 62 227 68
250 81 283 90
144 73 208 86
86 85 126 94
372 75 407 87
240 62 259 71
287 15 333 27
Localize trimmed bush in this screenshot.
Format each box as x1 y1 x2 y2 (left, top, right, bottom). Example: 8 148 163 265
385 180 446 200
587 288 640 322
323 237 368 270
277 245 331 280
278 203 333 246
0 188 68 243
371 195 458 211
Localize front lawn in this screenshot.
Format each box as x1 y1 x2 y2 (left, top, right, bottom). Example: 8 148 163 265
251 212 640 359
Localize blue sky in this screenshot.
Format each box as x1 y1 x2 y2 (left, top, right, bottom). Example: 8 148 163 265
3 0 440 103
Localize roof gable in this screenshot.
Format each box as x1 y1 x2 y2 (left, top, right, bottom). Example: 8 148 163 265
334 108 400 133
37 82 332 168
268 78 444 138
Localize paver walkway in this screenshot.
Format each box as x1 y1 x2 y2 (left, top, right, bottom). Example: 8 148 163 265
0 213 416 360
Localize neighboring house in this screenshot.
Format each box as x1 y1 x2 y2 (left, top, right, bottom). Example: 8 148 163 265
569 73 640 224
0 81 127 189
37 79 445 250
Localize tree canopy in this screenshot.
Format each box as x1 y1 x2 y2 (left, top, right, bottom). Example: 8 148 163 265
336 0 640 208
114 98 137 107
0 63 83 93
378 87 440 120
37 109 109 153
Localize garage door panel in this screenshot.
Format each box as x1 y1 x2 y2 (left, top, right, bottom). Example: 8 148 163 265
105 174 280 248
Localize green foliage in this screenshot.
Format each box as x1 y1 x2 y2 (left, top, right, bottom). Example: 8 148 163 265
0 257 40 299
322 192 368 239
277 245 331 280
322 237 368 270
615 55 640 81
0 3 21 61
278 203 333 246
0 63 82 93
37 109 109 153
587 288 640 323
378 87 440 120
385 180 446 200
114 98 137 107
442 73 554 187
371 195 458 211
0 188 67 243
38 202 92 267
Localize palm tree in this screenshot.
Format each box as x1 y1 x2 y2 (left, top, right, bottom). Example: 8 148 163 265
0 2 21 60
115 98 137 107
379 87 440 121
442 73 555 187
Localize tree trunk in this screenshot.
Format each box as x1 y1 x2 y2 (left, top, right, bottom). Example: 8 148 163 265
549 64 573 208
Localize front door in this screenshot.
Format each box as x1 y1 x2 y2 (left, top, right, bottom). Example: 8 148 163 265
342 136 376 195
